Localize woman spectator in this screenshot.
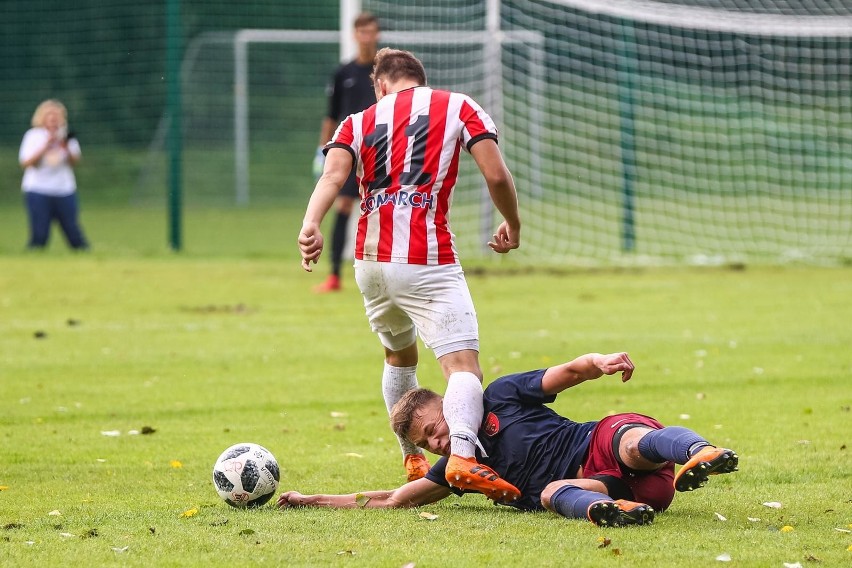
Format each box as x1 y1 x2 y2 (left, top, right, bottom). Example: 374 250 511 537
19 99 89 250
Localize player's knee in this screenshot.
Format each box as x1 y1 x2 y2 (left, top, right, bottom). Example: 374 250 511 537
541 480 575 512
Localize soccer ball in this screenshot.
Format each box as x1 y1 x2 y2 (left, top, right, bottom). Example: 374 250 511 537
212 443 280 508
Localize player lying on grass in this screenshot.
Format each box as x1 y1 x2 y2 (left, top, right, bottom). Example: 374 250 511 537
277 352 739 526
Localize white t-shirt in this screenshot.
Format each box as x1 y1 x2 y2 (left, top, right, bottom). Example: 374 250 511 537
19 127 82 196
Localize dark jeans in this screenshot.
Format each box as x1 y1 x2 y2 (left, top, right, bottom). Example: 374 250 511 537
24 191 89 250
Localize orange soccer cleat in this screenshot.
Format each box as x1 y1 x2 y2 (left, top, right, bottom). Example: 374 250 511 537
674 446 739 492
444 455 521 503
313 274 341 293
404 454 431 482
587 499 655 527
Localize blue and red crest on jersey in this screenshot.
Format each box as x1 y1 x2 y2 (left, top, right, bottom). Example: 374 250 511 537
483 412 500 436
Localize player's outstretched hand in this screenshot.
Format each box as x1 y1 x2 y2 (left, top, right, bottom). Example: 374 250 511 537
594 352 635 382
298 223 324 272
278 491 307 509
488 221 520 254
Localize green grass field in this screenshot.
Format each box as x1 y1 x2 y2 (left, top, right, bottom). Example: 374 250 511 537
1 205 851 567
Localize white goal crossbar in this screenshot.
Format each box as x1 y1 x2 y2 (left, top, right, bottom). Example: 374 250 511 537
551 0 852 36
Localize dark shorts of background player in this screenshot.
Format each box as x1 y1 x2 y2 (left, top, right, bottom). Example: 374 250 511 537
582 412 675 512
339 169 359 199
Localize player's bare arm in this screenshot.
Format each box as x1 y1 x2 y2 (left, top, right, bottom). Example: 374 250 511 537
540 352 635 395
469 139 521 254
299 148 354 271
277 478 451 509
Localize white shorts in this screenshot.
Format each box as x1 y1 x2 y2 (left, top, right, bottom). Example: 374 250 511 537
353 260 479 358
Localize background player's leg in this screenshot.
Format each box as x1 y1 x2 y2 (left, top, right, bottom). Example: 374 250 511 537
315 180 357 293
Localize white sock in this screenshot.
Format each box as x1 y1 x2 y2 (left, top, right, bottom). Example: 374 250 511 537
382 362 422 457
443 371 484 458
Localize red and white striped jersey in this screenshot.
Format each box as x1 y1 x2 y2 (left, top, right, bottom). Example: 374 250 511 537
327 86 498 265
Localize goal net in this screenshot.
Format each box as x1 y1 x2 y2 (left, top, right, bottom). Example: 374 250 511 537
139 0 852 266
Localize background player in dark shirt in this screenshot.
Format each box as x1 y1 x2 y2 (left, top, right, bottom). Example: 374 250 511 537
277 352 739 527
311 12 380 293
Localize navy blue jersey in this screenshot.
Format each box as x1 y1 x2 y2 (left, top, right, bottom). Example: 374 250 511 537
425 369 597 511
327 60 375 122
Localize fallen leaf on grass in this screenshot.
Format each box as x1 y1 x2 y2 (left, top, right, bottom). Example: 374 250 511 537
597 537 611 548
111 546 129 553
170 460 183 469
4 523 24 530
0 486 8 491
782 563 802 568
747 517 761 522
59 533 75 538
714 512 727 521
141 426 156 435
354 494 371 508
337 550 356 556
238 529 255 536
210 518 229 527
81 528 98 539
101 430 121 437
418 512 439 521
780 525 794 532
612 549 622 556
834 527 851 533
762 502 783 509
48 510 61 517
330 411 347 418
344 453 363 458
179 508 198 518
716 553 731 562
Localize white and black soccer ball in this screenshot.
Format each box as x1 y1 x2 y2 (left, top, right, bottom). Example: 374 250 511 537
212 443 280 508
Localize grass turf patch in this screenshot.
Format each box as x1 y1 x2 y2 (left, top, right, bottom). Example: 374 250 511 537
0 218 850 566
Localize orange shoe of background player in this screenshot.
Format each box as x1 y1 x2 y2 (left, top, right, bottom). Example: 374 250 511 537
444 455 521 503
587 499 655 527
674 446 739 492
313 274 341 293
404 454 431 482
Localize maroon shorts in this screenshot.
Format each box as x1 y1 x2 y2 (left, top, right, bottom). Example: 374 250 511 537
582 412 675 512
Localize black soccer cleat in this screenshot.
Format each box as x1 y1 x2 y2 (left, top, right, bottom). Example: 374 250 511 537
587 500 655 527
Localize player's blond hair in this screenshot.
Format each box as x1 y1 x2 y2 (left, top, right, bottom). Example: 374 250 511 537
31 99 68 128
373 47 427 86
390 388 442 441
